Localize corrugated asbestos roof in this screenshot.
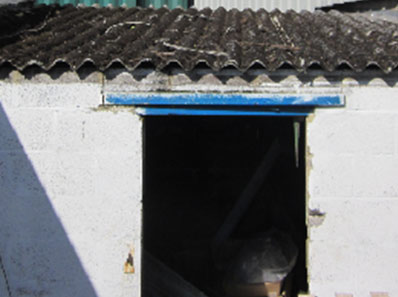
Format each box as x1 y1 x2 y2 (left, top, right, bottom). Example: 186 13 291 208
1 4 398 73
34 0 190 9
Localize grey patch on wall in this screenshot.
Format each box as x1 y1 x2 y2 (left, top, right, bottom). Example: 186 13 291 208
308 209 326 227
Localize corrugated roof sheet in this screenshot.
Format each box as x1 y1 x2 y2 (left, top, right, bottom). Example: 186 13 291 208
195 0 368 12
1 4 398 73
34 0 190 9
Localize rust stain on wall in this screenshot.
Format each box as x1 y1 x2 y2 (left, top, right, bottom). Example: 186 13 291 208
124 248 135 274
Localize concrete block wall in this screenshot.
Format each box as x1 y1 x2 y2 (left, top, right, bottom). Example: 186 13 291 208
307 86 398 297
1 69 398 297
0 79 142 297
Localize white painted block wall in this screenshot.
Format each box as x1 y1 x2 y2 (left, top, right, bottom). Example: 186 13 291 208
307 87 398 296
1 72 398 297
0 80 142 297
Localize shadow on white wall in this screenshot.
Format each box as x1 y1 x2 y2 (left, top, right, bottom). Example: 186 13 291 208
0 102 98 297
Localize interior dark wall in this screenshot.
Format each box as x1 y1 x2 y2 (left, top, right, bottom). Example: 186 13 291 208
143 116 307 296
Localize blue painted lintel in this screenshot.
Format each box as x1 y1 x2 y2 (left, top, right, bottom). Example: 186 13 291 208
135 107 311 117
106 93 344 107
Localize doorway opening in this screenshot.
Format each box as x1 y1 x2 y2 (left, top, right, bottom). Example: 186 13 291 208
143 116 308 297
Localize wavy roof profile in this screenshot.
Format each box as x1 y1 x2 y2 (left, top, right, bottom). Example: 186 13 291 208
0 4 398 73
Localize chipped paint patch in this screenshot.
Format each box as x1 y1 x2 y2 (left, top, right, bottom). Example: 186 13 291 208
308 209 326 228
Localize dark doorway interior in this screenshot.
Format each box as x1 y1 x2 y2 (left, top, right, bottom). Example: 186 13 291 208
143 116 308 297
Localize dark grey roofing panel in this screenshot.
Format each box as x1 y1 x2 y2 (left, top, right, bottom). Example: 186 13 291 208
1 4 398 72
